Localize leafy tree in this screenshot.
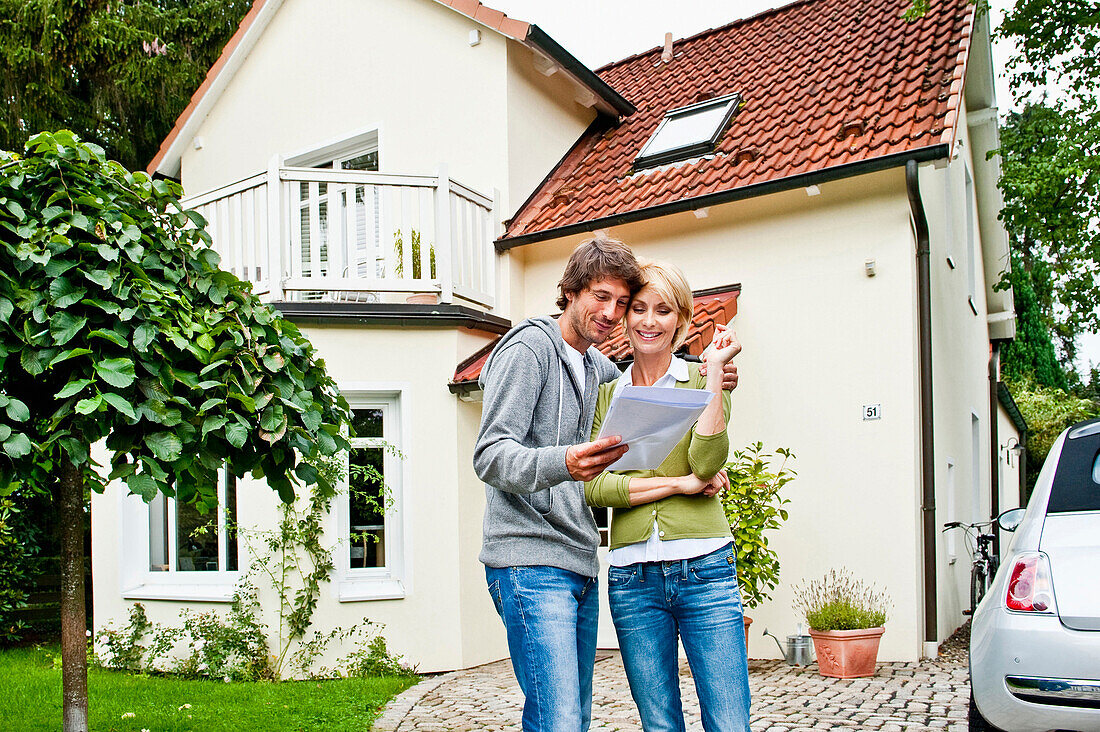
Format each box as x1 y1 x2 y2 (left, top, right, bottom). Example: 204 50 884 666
0 0 251 172
1007 376 1100 495
0 131 350 732
998 251 1067 390
997 1 1100 368
996 103 1100 367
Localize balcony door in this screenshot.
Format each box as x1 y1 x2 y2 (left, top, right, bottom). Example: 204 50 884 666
296 145 382 299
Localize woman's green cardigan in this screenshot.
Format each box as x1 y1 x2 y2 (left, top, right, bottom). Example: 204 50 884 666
584 362 732 550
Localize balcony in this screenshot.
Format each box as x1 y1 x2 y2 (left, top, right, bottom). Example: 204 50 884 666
182 164 498 309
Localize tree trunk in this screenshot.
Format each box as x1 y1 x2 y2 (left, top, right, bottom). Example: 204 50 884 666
59 459 88 732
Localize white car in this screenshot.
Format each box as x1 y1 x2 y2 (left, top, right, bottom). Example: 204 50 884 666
969 417 1100 732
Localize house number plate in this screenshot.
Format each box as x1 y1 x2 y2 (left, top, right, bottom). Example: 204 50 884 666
863 404 881 421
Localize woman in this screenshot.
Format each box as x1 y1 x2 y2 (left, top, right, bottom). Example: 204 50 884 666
586 260 750 732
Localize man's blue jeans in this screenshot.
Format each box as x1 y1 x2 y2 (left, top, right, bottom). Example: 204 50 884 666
608 543 751 732
486 565 599 732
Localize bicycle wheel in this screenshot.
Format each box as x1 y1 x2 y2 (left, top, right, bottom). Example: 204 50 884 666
970 562 989 612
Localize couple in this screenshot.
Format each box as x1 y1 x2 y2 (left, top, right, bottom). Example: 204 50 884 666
473 236 751 732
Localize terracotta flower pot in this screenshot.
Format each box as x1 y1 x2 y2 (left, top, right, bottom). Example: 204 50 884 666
405 293 440 305
808 626 885 679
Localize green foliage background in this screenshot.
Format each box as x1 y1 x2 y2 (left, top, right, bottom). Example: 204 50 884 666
0 0 252 172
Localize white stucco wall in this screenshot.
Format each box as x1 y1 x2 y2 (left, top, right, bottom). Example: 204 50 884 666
917 102 1006 642
181 0 509 198
92 324 505 674
996 402 1024 525
515 170 929 661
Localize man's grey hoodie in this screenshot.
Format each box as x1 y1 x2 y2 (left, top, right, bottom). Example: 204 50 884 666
474 315 620 577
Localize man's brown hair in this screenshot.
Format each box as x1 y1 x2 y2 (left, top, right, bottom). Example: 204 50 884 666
556 234 645 310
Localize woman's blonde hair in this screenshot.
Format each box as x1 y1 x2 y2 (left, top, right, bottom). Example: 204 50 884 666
628 259 695 352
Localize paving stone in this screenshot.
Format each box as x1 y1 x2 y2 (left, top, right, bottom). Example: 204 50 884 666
376 629 973 731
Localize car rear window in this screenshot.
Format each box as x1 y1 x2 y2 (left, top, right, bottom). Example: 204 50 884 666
1048 418 1100 513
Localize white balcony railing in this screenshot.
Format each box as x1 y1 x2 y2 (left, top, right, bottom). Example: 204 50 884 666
182 162 497 309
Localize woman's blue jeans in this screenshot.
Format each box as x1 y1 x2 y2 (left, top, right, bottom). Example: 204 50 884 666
486 565 599 732
608 543 751 732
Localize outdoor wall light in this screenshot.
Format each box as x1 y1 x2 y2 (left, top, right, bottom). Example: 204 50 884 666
1001 437 1025 467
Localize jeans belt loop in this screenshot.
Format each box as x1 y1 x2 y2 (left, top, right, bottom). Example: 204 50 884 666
681 558 689 577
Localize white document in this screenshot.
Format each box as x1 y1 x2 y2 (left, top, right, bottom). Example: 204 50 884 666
596 386 714 471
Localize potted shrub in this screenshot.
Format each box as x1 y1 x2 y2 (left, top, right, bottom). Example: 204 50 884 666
393 229 437 303
793 568 891 678
721 442 796 634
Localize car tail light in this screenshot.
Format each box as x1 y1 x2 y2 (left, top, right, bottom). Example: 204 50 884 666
1005 552 1057 614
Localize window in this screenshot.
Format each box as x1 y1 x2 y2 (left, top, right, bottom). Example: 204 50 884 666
635 93 741 169
148 472 238 573
298 145 381 284
971 413 982 524
336 391 405 601
592 506 610 548
945 458 957 561
285 128 384 301
119 469 240 602
965 165 977 311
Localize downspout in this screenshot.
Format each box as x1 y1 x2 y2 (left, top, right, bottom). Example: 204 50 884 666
906 159 937 652
988 345 1001 556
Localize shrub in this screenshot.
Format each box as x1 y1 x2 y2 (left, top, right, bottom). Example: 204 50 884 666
0 498 31 642
794 568 890 631
1007 376 1100 494
721 442 796 609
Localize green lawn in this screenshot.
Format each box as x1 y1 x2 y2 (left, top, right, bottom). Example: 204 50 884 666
0 645 418 731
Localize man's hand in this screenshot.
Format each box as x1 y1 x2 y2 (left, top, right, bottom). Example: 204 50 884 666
698 361 738 390
566 436 627 481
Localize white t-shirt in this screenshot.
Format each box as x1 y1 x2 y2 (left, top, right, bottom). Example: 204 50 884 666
606 356 731 567
564 344 586 389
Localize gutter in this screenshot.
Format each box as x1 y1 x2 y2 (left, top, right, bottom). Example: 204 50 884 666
498 144 950 251
273 302 511 334
524 25 636 118
906 159 937 653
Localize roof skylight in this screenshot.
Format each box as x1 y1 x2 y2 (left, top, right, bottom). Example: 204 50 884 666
635 93 741 169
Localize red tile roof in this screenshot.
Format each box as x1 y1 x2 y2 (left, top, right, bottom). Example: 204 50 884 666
450 286 740 390
501 0 973 244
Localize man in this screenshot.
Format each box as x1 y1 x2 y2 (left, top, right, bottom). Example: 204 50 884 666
474 236 735 731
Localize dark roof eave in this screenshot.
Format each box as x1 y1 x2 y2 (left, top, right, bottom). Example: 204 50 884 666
496 144 951 251
998 381 1028 435
525 24 636 117
274 301 511 334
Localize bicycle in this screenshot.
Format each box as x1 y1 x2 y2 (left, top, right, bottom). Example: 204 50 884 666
943 520 999 615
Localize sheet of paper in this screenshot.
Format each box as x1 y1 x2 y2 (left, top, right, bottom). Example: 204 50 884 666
596 386 714 470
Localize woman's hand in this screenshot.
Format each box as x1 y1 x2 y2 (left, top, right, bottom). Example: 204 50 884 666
678 472 727 497
701 470 729 497
703 323 741 369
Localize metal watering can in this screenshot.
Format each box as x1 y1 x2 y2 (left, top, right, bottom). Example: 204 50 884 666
762 625 814 666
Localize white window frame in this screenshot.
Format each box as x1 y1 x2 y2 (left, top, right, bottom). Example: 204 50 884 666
283 124 383 170
964 164 978 313
635 93 741 169
286 126 385 289
945 457 957 562
333 386 408 602
971 412 982 524
118 470 240 602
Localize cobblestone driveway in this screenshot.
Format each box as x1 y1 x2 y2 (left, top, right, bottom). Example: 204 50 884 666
376 629 971 731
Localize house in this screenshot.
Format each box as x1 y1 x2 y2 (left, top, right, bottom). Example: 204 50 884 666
91 0 1023 674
